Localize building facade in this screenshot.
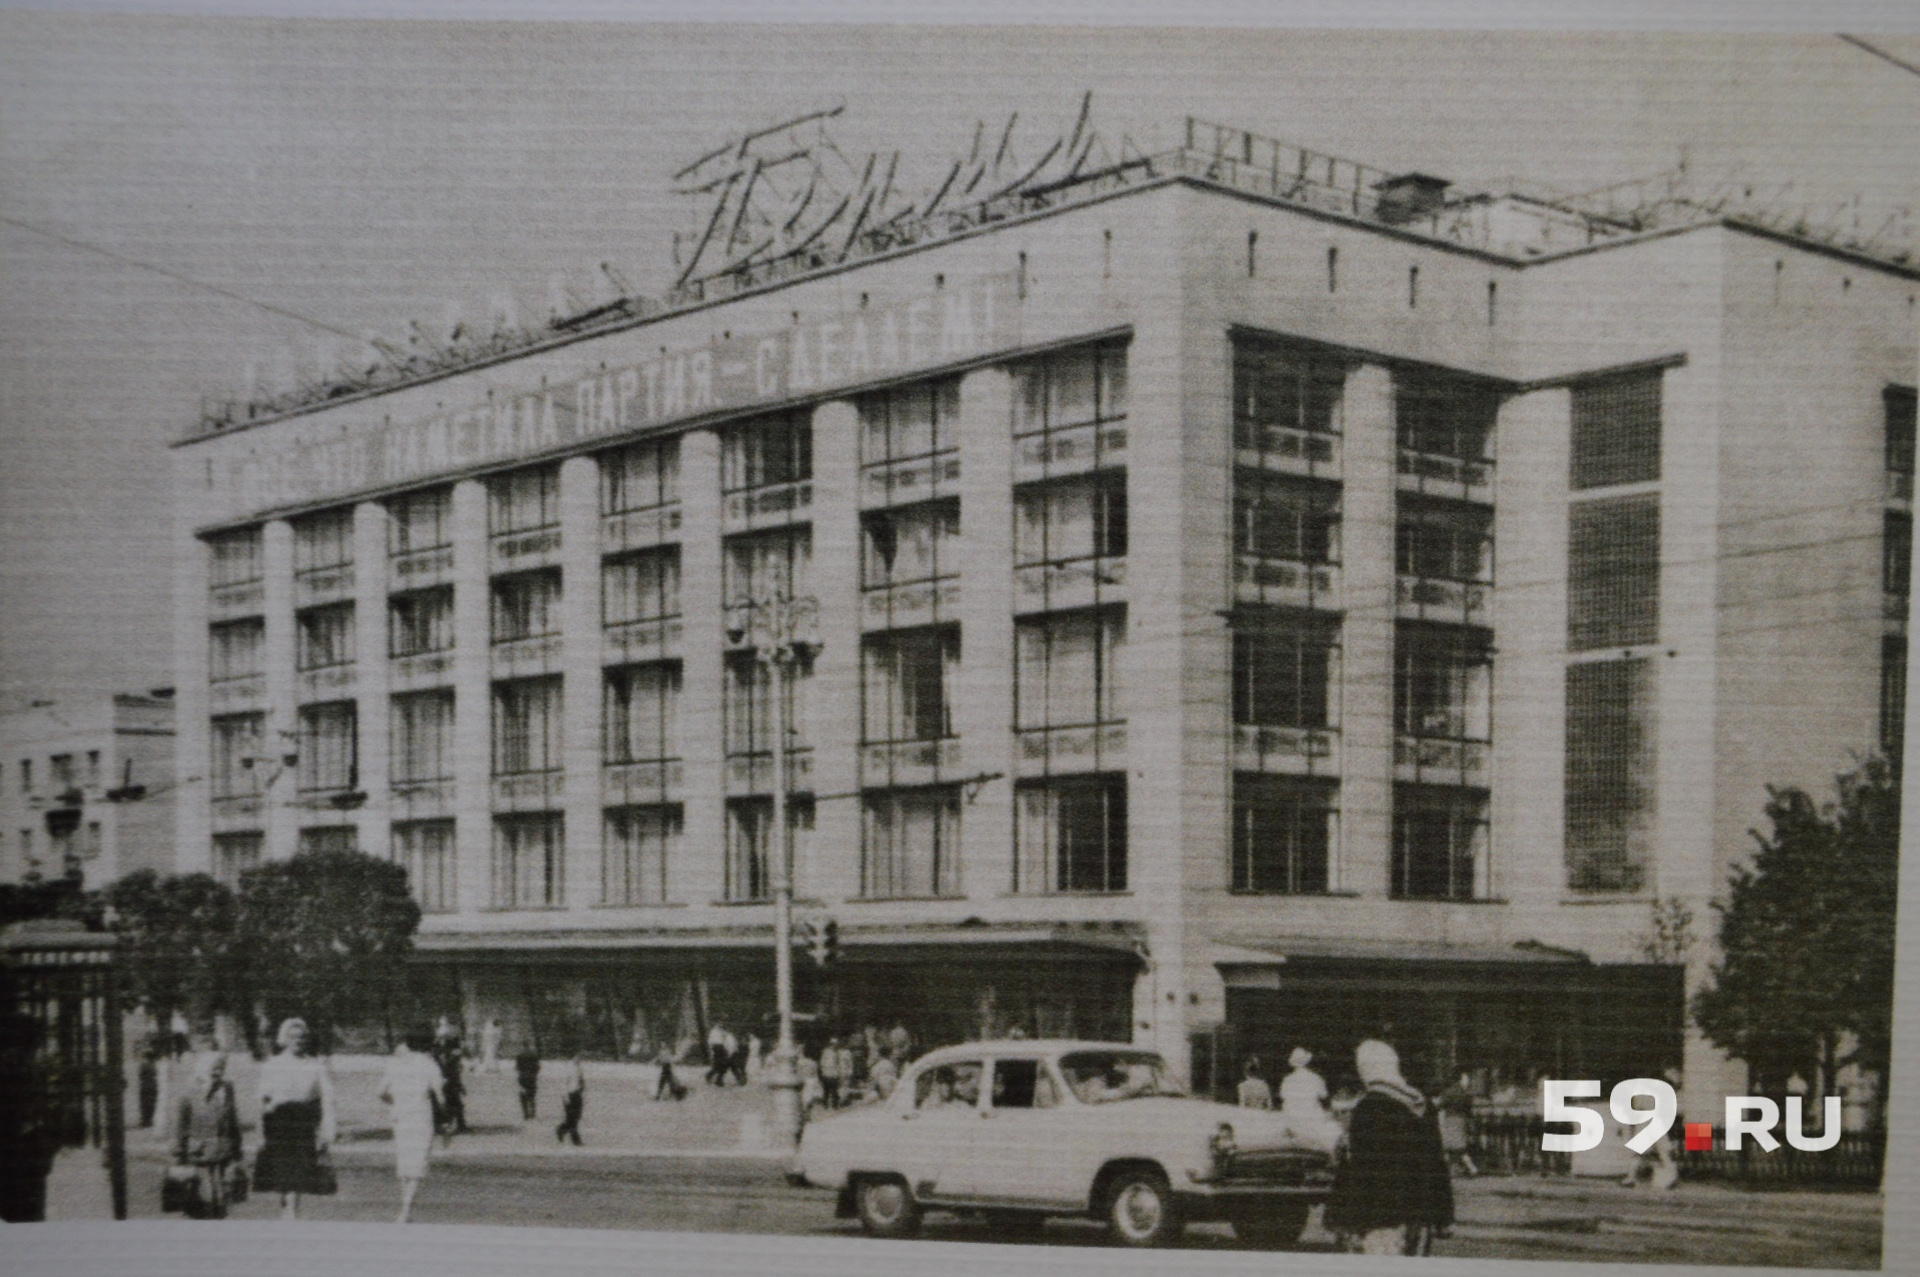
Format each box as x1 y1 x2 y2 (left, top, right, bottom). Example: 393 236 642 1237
1 693 176 889
172 125 1918 1117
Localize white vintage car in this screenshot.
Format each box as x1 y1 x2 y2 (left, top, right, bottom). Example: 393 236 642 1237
792 1039 1334 1247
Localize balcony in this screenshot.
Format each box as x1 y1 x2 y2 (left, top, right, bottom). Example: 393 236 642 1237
1235 427 1340 479
602 504 682 555
210 793 264 829
862 579 961 631
860 738 962 789
1233 723 1341 778
390 650 455 690
208 580 264 621
210 675 266 711
862 453 960 508
1397 449 1493 504
490 527 562 572
723 480 811 533
294 565 355 608
603 758 684 806
391 545 455 588
1233 556 1340 610
296 663 357 701
1013 422 1127 484
1395 735 1491 787
604 617 683 664
1015 557 1125 615
492 770 563 810
726 748 814 795
1396 574 1491 627
390 779 454 821
490 634 563 678
1015 723 1126 777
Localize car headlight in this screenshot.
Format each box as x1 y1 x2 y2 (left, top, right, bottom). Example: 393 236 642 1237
1210 1122 1237 1168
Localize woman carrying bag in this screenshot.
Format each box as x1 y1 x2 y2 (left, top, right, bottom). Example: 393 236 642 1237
167 1052 244 1219
253 1018 338 1219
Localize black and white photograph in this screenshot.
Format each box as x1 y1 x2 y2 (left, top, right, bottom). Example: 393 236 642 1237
2 5 1917 1275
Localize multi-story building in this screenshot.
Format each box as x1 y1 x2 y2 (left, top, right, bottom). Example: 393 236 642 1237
171 119 1917 1118
1 693 176 889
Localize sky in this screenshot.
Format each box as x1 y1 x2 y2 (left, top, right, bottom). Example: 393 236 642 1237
2 10 1918 709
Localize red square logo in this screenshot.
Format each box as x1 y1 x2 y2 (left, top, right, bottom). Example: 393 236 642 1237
1684 1123 1714 1151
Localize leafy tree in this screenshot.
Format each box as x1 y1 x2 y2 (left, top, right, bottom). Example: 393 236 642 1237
233 848 422 1052
102 870 240 1031
0 868 101 930
1693 758 1899 1103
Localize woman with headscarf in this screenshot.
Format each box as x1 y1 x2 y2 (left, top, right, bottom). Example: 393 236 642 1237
172 1052 243 1218
253 1017 337 1219
1279 1047 1342 1154
1324 1039 1454 1256
379 1026 443 1223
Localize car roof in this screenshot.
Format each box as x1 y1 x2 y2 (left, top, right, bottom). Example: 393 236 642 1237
907 1040 1161 1068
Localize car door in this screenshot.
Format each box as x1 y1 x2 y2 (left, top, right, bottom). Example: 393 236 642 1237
895 1058 986 1202
976 1055 1081 1208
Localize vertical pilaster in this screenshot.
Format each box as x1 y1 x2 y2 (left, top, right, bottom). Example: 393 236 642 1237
1492 388 1570 912
1339 364 1397 896
353 501 391 860
173 465 211 875
679 431 726 906
560 455 603 911
807 400 861 903
262 518 297 862
451 479 492 914
954 367 1014 900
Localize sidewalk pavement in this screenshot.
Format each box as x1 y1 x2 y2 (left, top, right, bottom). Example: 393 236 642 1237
132 1051 791 1163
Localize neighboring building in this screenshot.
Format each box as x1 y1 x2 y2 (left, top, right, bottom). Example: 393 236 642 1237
170 118 1917 1119
0 693 177 889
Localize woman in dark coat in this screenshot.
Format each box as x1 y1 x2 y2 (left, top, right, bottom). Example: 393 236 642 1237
174 1051 244 1218
1324 1039 1455 1256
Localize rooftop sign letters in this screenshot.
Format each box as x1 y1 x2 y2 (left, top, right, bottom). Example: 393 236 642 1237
220 274 1018 521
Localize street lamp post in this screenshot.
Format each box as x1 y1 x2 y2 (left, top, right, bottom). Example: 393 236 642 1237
729 593 818 1147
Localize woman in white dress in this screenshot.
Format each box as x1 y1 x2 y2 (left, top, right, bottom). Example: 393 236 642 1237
1279 1046 1343 1154
254 1018 337 1219
379 1026 444 1223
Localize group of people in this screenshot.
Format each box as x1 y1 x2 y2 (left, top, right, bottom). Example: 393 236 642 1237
795 1023 915 1115
1237 1041 1455 1257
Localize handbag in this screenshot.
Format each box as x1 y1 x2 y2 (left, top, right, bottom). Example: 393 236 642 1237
160 1164 202 1215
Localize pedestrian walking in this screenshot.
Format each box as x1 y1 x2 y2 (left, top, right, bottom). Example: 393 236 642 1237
555 1056 586 1145
1280 1046 1342 1154
433 1036 469 1137
706 1023 737 1087
253 1017 337 1220
654 1049 687 1101
729 1032 749 1086
1237 1056 1274 1110
379 1027 444 1223
480 1018 504 1076
1439 1073 1479 1178
1324 1039 1454 1256
819 1037 850 1109
137 1041 160 1129
515 1046 541 1119
171 1051 243 1219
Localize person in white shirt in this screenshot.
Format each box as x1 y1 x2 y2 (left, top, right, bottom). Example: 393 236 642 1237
1279 1046 1342 1154
379 1028 444 1223
1237 1057 1274 1110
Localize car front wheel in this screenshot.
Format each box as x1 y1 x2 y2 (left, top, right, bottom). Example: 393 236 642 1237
1105 1169 1182 1247
854 1176 921 1239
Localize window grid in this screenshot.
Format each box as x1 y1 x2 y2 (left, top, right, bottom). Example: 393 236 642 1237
1232 773 1336 894
1015 473 1127 568
1392 785 1488 900
292 509 354 575
492 813 564 909
860 378 962 465
489 466 561 535
1232 338 1346 452
721 411 812 493
603 547 681 627
724 527 812 609
296 701 358 793
209 713 264 799
604 663 680 765
603 804 680 906
1565 657 1655 894
1395 371 1498 463
725 797 813 903
390 690 455 784
1233 615 1339 730
1567 495 1660 651
1882 634 1907 762
209 619 265 682
295 602 356 670
1885 511 1911 597
1012 341 1128 437
1015 606 1124 732
1397 498 1494 582
724 654 810 758
387 487 452 556
1887 387 1917 476
492 676 563 776
601 438 682 514
862 626 958 744
393 819 455 913
1570 371 1662 490
1395 624 1493 742
1234 472 1341 565
1015 774 1127 894
491 568 563 643
389 586 455 658
862 499 960 590
862 786 961 898
207 528 263 589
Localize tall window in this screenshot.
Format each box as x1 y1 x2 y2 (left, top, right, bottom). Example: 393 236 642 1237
491 568 562 643
1397 498 1492 581
493 677 562 775
601 438 681 513
862 627 957 743
1015 774 1126 893
293 509 353 576
212 832 261 887
603 805 679 906
296 602 356 670
603 547 681 626
296 701 358 792
1234 473 1340 563
722 411 811 492
1232 338 1345 450
390 586 455 657
1882 634 1907 763
207 528 262 589
862 787 961 898
387 487 451 556
393 819 454 912
390 690 454 784
489 465 561 535
1016 608 1124 730
1012 341 1128 437
863 500 959 588
1565 657 1655 893
1232 774 1334 894
861 379 961 463
725 797 813 902
1395 370 1498 462
1233 615 1338 729
298 826 358 856
1571 371 1661 490
1568 495 1659 650
209 714 263 799
724 527 812 608
1395 625 1492 741
210 619 264 682
1016 473 1126 569
492 813 564 909
1888 386 1917 477
724 655 810 757
1885 511 1911 597
1392 786 1487 900
604 663 679 764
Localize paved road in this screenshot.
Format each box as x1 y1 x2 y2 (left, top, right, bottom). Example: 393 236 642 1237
110 1151 1882 1267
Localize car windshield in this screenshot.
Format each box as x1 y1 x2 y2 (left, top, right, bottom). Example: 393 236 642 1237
1059 1051 1184 1103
